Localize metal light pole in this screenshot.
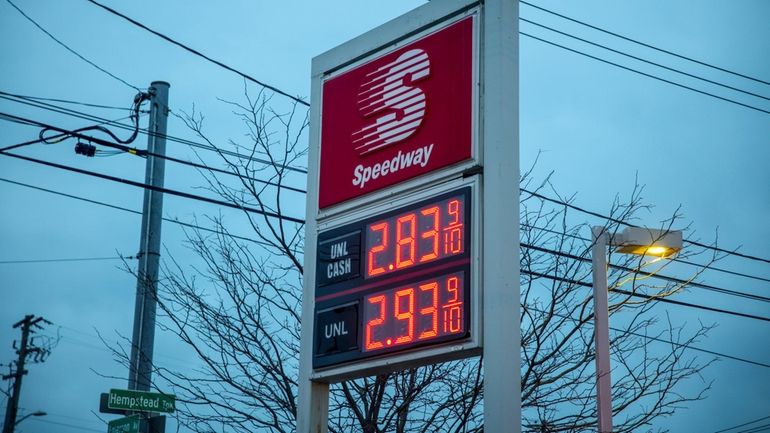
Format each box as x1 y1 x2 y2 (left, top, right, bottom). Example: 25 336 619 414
590 226 683 433
590 227 613 433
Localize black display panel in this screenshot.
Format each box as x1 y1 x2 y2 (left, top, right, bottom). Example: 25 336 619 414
313 187 472 369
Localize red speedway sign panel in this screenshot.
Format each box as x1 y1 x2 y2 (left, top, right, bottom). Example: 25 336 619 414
319 16 474 209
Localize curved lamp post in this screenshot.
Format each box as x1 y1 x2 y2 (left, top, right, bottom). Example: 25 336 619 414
591 226 683 433
14 411 46 427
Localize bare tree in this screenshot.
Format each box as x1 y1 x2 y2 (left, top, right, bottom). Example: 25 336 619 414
110 87 719 433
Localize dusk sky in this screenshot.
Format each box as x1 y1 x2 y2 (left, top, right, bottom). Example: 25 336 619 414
1 1 769 433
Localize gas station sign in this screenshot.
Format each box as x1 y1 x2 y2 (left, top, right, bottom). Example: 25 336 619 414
299 1 521 430
318 16 475 209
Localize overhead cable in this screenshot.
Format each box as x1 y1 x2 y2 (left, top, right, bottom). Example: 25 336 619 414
520 31 770 116
523 243 770 303
0 92 309 174
523 270 770 323
5 0 141 92
0 177 272 249
0 151 305 224
526 306 770 370
520 0 770 87
521 188 770 265
84 0 308 107
521 17 770 101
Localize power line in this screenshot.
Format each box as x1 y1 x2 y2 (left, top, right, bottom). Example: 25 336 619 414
521 223 770 285
526 306 770 370
521 188 770 265
520 0 770 87
0 91 132 111
0 256 128 265
0 107 307 193
522 269 770 324
4 107 767 266
28 417 104 433
712 416 770 433
520 31 770 116
523 243 770 303
0 150 305 224
5 0 141 92
0 91 310 175
520 17 770 102
0 177 275 250
84 0 308 107
734 424 770 433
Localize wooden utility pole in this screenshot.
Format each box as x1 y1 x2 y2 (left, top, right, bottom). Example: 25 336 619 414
1 315 50 433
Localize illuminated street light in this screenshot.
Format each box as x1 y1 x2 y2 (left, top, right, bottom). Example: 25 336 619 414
590 226 683 433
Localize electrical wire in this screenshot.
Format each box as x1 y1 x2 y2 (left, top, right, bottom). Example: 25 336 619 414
520 31 770 116
0 91 132 111
5 0 141 92
520 1 770 87
28 417 104 433
0 104 307 192
84 0 308 107
2 174 767 325
712 416 770 433
7 93 770 265
523 269 770 323
0 177 283 251
0 256 128 265
521 223 770 285
526 306 770 370
520 17 770 102
0 150 305 224
0 91 309 174
523 243 770 303
734 425 770 433
521 188 770 265
3 108 767 267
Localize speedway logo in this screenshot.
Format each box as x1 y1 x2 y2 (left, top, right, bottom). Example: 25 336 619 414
318 16 474 208
352 49 430 156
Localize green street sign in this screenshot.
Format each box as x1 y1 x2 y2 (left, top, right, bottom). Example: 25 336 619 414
108 415 140 433
107 389 175 413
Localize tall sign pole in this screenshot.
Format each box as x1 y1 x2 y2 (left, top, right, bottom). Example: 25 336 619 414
481 0 520 432
128 81 170 394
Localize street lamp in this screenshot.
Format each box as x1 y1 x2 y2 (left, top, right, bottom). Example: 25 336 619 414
14 411 46 426
590 226 683 433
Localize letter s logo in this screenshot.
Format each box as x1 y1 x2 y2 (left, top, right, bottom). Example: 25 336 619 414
352 49 430 156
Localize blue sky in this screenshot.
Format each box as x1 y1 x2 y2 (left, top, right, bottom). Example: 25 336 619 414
1 1 769 432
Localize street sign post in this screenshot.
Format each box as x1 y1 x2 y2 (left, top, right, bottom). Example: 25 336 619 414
107 415 140 433
107 389 175 414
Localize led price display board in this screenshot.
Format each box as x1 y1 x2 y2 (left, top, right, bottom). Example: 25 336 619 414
313 187 471 369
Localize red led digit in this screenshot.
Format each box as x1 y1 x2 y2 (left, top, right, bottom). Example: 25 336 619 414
368 222 389 277
442 276 462 333
444 305 462 333
394 288 415 344
444 227 463 254
447 199 461 225
419 206 440 263
446 276 459 303
418 281 438 339
396 214 416 269
365 295 386 350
